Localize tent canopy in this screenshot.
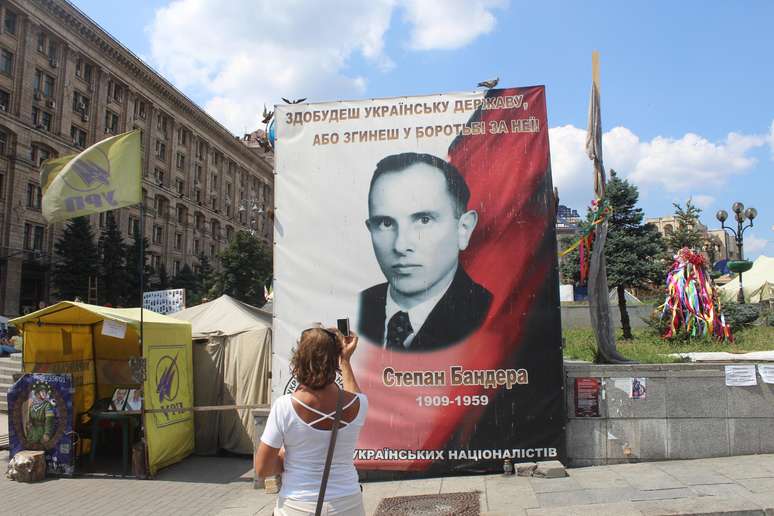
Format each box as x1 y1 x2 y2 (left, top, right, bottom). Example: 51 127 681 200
10 301 194 475
171 295 271 455
720 255 774 303
173 294 271 338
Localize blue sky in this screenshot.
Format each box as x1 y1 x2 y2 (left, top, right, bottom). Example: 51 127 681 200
72 0 774 258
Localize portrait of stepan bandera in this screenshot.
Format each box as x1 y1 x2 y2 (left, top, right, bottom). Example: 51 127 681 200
358 152 492 352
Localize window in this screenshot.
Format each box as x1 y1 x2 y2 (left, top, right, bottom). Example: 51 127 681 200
209 244 215 257
174 233 182 251
72 91 90 115
193 239 200 254
108 79 124 103
226 226 234 241
36 32 45 53
155 140 166 160
128 216 139 236
0 89 9 112
74 57 93 84
26 183 42 209
98 212 106 228
70 125 86 148
154 168 164 185
177 127 187 145
48 41 58 63
152 224 162 244
0 173 4 199
0 130 7 155
4 10 17 35
195 189 201 203
134 98 147 120
195 139 204 160
32 107 52 131
34 70 55 97
0 49 13 75
176 204 186 223
30 144 51 166
104 110 119 134
176 179 185 195
195 164 202 181
211 174 218 189
151 254 161 270
24 223 45 251
210 196 216 211
173 260 181 275
176 152 185 169
156 113 168 138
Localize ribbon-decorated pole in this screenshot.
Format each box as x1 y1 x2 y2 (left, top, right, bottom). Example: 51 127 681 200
585 52 634 364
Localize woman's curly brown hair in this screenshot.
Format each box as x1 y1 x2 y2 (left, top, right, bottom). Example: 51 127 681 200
290 328 342 389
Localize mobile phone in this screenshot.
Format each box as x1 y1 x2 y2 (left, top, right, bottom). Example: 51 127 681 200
336 318 350 337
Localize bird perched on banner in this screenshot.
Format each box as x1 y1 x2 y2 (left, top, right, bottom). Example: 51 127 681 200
261 105 273 124
477 77 499 89
281 97 307 104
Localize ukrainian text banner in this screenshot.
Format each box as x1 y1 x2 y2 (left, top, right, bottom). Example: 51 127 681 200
273 89 564 473
41 130 141 223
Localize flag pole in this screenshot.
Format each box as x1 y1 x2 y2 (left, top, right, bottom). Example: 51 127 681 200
139 202 145 348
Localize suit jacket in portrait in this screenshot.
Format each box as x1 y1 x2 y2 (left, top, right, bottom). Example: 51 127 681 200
358 267 492 352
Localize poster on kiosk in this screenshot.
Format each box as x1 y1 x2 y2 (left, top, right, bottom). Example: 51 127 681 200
273 87 564 473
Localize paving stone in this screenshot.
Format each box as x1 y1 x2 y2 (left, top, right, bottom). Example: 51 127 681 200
653 462 735 486
536 487 636 507
634 495 763 515
526 501 642 516
614 463 685 491
533 460 567 478
738 477 774 494
529 476 582 493
690 482 755 498
568 465 631 489
629 487 695 501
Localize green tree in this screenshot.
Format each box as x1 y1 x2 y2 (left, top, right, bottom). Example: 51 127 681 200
215 231 272 306
98 211 129 306
125 227 152 306
153 263 170 291
171 263 200 304
52 216 99 302
561 171 666 338
665 199 705 253
196 252 216 301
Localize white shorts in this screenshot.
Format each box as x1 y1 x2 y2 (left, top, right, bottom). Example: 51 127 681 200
274 492 365 516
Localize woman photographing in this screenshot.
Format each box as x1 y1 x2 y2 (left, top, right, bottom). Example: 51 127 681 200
256 328 367 516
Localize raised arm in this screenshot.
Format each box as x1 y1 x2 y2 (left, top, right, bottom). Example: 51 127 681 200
339 332 361 393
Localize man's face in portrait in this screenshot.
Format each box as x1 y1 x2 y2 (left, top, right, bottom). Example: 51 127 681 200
366 162 478 307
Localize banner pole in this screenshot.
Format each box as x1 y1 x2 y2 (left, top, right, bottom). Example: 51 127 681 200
139 202 145 347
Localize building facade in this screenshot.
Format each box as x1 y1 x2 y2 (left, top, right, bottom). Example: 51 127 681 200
645 215 741 263
0 0 274 315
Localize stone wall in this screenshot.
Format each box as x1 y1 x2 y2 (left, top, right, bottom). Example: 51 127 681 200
561 303 655 330
565 363 774 467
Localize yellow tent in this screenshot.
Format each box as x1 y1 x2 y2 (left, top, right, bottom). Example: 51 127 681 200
10 301 194 476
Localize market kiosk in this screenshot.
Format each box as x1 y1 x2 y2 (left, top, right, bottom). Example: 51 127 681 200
10 301 194 476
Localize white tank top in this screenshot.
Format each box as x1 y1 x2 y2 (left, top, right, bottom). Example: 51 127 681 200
260 392 368 501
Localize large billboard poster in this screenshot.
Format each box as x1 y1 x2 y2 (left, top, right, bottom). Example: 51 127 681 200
274 87 564 473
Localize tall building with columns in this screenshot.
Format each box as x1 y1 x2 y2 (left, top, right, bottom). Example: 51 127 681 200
0 0 274 315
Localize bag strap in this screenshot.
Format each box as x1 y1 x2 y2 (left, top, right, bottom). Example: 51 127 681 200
315 386 344 516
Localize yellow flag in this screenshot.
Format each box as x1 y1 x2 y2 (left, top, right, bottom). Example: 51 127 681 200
41 129 142 223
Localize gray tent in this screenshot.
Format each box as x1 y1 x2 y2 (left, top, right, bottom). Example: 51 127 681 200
171 295 271 455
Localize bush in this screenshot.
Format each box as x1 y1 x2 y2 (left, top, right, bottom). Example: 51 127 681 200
721 302 761 330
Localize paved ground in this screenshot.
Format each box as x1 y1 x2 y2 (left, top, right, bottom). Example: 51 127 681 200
1 449 774 515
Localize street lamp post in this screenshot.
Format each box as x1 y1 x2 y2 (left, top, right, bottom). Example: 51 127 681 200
716 202 757 304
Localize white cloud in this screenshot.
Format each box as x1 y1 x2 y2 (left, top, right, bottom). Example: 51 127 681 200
549 125 767 211
744 234 769 255
148 0 503 133
400 0 506 50
769 120 774 159
692 194 715 209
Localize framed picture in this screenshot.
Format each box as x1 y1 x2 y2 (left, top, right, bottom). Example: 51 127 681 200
111 388 129 411
125 388 142 411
